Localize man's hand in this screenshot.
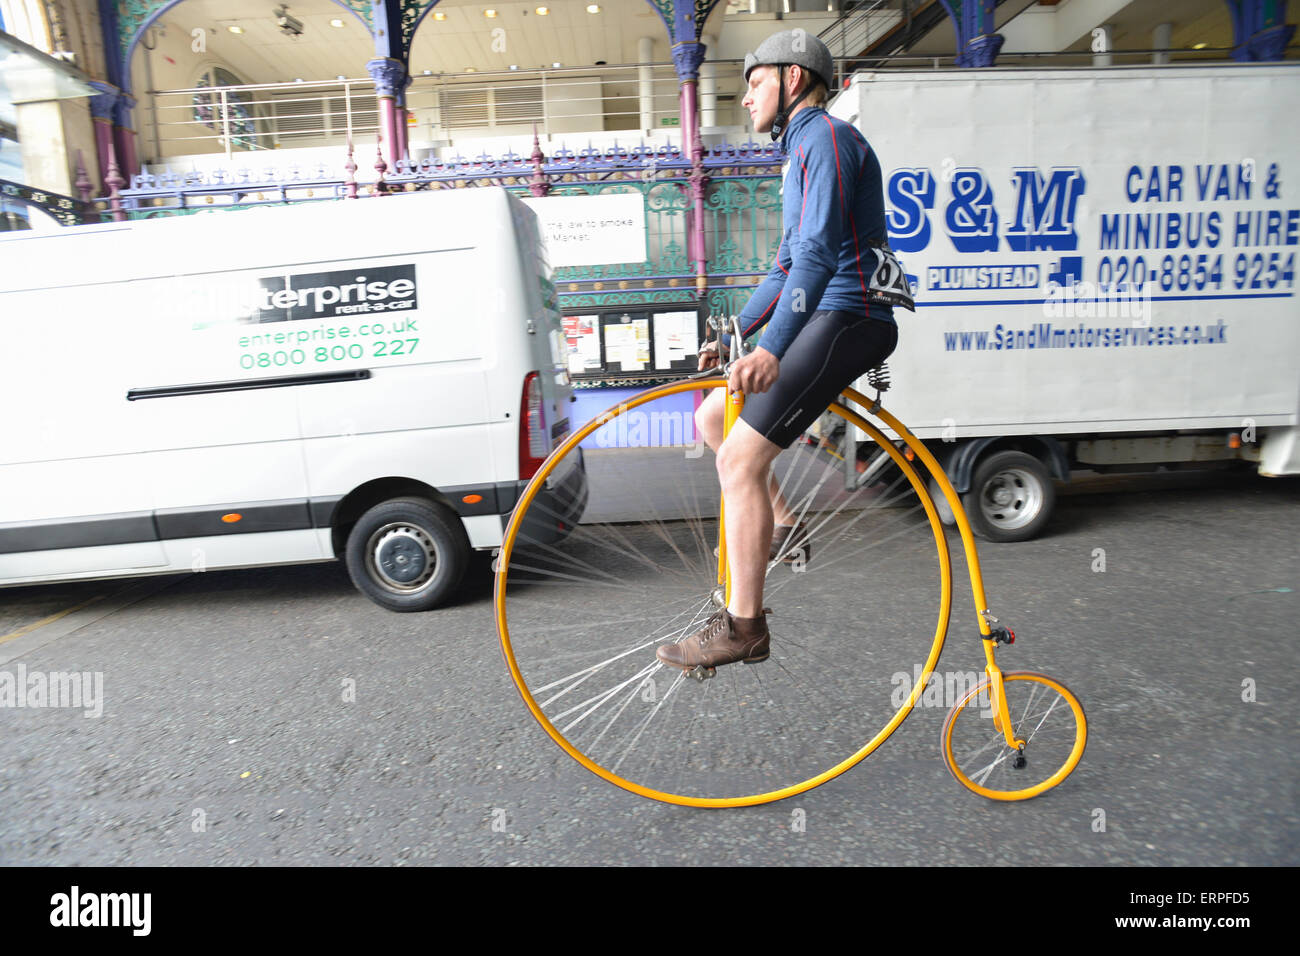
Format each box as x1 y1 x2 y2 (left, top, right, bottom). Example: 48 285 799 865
697 339 727 372
728 346 780 395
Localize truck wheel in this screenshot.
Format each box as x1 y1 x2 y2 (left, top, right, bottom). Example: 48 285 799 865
927 476 956 527
345 497 470 611
962 451 1055 543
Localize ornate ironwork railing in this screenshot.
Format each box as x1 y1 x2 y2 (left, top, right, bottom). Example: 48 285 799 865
1 179 101 226
116 137 784 312
119 162 353 218
108 139 784 366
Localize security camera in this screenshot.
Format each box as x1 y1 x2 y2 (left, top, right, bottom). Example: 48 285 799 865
273 5 304 37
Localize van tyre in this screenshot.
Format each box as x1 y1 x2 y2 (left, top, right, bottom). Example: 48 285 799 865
962 451 1054 543
345 497 470 611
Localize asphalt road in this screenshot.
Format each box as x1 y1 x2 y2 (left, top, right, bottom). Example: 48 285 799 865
1 468 1296 866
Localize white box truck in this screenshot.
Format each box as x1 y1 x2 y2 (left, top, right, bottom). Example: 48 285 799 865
0 188 584 610
831 63 1300 540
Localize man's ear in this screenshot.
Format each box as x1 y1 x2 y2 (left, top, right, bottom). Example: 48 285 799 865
786 64 801 96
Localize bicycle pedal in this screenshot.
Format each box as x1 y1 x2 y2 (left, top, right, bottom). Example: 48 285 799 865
709 586 726 609
688 665 716 681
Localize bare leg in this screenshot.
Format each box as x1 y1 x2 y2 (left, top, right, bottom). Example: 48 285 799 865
770 473 798 527
693 388 727 452
715 418 783 618
696 390 796 525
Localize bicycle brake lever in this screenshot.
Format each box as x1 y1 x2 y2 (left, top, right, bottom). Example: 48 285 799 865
718 324 744 382
690 315 746 380
730 315 750 360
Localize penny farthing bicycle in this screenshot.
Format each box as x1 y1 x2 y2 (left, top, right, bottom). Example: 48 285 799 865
493 317 1086 808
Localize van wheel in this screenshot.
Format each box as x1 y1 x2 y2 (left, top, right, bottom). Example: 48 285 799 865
345 497 470 611
962 451 1055 543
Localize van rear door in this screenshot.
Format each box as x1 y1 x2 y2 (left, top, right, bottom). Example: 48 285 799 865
507 193 572 455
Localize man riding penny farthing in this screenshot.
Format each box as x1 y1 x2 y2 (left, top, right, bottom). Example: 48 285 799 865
654 28 915 677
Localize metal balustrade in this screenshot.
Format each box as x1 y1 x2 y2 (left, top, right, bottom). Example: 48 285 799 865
139 43 1255 170
141 62 750 165
819 0 897 66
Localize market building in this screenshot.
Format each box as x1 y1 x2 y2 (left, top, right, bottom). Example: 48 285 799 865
2 0 1295 395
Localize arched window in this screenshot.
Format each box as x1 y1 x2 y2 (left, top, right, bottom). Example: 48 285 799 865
0 0 52 51
193 67 261 151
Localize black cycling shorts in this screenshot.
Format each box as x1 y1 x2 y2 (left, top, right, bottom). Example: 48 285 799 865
740 310 898 450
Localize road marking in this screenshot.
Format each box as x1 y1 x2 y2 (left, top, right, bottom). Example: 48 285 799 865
0 574 191 666
0 593 110 646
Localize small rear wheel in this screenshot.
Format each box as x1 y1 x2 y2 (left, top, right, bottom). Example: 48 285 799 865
941 670 1086 800
345 497 470 612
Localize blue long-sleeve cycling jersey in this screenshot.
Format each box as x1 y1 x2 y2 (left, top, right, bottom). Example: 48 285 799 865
730 106 894 359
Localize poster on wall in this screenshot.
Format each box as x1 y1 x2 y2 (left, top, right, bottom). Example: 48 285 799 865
563 314 602 374
602 314 651 372
565 307 702 377
652 311 700 370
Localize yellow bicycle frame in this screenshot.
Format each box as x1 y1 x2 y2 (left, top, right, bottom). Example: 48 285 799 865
841 388 1024 752
715 380 1023 753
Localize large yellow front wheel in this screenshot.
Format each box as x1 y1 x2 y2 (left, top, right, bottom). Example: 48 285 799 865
940 670 1087 800
495 378 953 807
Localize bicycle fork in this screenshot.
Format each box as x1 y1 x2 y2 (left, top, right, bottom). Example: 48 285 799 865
983 654 1028 762
855 391 1029 760
712 315 749 612
713 381 746 610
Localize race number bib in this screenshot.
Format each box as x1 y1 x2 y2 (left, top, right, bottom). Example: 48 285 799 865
868 245 915 311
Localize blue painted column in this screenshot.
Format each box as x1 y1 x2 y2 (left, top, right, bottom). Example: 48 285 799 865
940 0 1005 67
650 0 724 298
1226 0 1296 60
368 1 425 166
87 81 120 191
96 1 126 98
671 39 706 158
112 92 139 180
367 58 410 169
94 0 138 184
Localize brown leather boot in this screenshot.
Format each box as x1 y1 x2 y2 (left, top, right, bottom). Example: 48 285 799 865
656 608 771 676
770 522 811 565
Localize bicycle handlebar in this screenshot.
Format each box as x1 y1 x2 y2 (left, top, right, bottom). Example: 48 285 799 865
698 314 750 382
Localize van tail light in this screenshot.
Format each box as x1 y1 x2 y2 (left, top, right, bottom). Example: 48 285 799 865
519 371 548 480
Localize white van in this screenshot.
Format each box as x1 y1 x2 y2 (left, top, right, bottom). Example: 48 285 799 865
0 188 584 610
